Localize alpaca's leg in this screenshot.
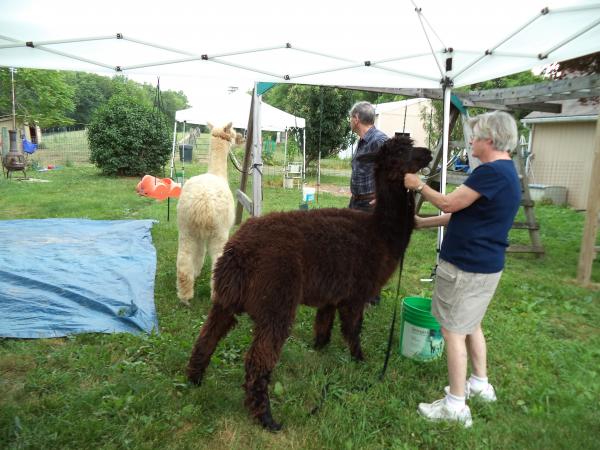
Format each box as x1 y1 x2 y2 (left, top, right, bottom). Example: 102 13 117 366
313 305 336 349
193 240 207 279
243 319 292 432
187 303 237 384
207 231 229 299
177 232 206 305
338 304 365 361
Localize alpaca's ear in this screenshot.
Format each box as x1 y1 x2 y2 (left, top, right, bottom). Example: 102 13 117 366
224 122 233 133
207 122 214 131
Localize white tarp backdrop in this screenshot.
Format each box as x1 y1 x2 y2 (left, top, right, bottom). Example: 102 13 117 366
174 92 305 131
1 0 599 92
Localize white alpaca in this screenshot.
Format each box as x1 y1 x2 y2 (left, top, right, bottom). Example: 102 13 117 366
176 122 236 305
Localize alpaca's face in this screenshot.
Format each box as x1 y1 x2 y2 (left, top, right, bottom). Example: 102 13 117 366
211 122 236 144
358 136 432 181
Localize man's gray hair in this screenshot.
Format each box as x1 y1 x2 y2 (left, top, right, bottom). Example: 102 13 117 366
349 101 376 125
469 110 518 152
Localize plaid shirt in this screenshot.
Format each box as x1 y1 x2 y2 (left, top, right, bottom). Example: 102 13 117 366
350 126 388 196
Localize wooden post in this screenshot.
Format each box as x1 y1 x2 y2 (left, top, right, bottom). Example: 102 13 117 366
234 94 255 225
577 115 600 286
509 138 544 256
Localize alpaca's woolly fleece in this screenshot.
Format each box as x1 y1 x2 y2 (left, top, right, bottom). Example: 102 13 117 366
176 123 236 305
186 135 432 430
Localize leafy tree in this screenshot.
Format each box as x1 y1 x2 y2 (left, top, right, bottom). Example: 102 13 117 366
88 93 171 176
543 51 600 78
420 71 545 147
543 51 599 105
64 72 114 124
141 83 189 124
0 68 75 127
264 85 357 168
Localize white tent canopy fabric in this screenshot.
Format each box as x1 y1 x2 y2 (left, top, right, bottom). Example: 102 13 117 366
174 93 305 131
1 1 599 91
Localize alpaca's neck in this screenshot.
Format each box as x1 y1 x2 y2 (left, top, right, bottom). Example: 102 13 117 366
207 138 229 179
373 181 415 258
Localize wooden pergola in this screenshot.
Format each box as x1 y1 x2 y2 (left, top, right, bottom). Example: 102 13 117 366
350 73 600 286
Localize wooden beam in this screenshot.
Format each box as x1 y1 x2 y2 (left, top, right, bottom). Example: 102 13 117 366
507 102 562 113
464 74 600 102
234 93 255 225
577 114 600 286
341 85 443 99
236 189 253 215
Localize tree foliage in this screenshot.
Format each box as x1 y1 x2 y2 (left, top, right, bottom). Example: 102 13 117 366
264 85 355 167
88 94 171 176
64 72 114 125
264 85 404 168
421 71 546 147
0 68 75 127
1 68 188 128
543 51 600 78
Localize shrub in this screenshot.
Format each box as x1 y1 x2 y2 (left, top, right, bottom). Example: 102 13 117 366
88 94 171 176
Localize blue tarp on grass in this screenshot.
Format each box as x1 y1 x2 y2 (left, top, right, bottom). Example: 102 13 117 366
0 219 159 338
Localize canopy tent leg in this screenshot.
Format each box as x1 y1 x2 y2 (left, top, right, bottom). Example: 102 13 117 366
251 84 263 217
436 84 452 257
235 91 255 225
167 119 178 222
302 128 306 185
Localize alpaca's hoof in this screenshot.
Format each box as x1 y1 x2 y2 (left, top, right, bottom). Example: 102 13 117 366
186 369 203 386
259 413 282 432
180 299 191 307
351 351 365 362
313 337 330 350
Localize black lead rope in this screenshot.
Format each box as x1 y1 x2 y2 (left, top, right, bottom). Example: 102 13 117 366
379 255 404 381
309 257 405 416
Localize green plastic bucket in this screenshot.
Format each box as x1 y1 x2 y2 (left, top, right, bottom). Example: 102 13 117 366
399 297 444 362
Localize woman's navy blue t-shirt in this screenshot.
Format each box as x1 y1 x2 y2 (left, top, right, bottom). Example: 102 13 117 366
439 159 521 273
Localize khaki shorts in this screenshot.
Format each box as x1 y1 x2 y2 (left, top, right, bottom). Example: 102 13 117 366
432 259 502 334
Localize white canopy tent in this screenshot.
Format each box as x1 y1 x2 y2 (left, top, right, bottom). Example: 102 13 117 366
171 92 306 188
1 0 599 229
174 92 305 132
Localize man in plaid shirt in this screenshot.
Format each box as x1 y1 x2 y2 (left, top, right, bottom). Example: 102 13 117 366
349 101 389 211
348 101 389 305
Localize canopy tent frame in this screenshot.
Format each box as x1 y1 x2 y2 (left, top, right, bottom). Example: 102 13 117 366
1 3 598 86
2 1 599 284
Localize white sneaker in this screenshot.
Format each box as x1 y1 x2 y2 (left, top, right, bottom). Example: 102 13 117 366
418 398 473 428
444 381 497 402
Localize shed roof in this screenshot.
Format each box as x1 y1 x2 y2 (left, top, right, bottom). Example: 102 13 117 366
522 98 599 123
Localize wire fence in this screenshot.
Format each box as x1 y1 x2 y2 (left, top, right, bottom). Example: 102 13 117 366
33 125 90 167
29 125 212 169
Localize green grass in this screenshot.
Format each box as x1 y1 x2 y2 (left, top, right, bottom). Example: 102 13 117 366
1 165 599 449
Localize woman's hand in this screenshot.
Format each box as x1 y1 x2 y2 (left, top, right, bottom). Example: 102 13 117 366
404 173 422 191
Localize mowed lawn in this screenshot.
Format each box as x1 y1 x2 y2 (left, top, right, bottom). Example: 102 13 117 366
0 164 599 449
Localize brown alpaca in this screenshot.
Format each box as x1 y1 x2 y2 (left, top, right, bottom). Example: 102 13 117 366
187 136 432 430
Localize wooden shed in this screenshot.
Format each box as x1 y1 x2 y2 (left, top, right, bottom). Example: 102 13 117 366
522 100 599 210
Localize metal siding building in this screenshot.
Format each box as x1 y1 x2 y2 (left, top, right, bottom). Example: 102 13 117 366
522 100 599 210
